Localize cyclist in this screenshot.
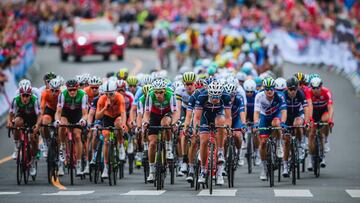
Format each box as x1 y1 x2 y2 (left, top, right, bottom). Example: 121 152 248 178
174 72 196 176
243 79 261 166
224 82 246 166
54 79 88 176
7 82 41 176
142 78 179 183
307 77 334 170
39 72 57 93
193 80 232 186
16 79 41 103
253 77 287 180
282 77 309 177
116 79 135 161
40 79 62 158
95 80 127 178
76 74 90 89
127 75 140 96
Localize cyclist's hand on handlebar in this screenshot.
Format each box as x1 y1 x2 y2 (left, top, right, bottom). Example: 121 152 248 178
240 123 247 133
328 118 334 128
142 122 149 130
54 120 61 128
79 119 87 127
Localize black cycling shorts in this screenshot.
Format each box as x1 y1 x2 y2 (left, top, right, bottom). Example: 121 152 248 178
61 109 82 124
15 113 37 127
149 112 172 135
44 106 56 121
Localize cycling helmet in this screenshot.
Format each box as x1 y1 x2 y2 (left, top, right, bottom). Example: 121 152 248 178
254 77 263 87
274 77 287 91
89 76 102 86
19 82 32 94
158 70 168 79
208 81 223 96
66 79 79 88
207 66 217 76
43 72 57 81
103 80 117 93
236 71 247 82
198 74 207 79
172 81 184 90
224 83 237 95
203 77 216 88
308 73 321 84
142 74 153 85
76 75 88 85
152 78 167 90
310 77 322 88
294 72 306 84
241 61 254 75
49 79 62 90
195 78 205 89
286 77 299 89
99 84 105 95
174 74 183 82
243 79 257 92
117 79 127 89
142 84 153 96
262 77 275 88
126 76 139 86
56 76 65 86
182 72 196 83
19 79 31 87
118 68 129 80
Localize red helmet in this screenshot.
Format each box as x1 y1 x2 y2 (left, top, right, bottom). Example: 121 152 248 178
19 83 32 94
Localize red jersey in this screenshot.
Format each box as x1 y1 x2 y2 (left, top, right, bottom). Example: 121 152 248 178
308 87 333 110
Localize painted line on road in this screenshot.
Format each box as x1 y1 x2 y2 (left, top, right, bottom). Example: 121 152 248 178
346 190 360 198
51 177 67 190
120 190 166 196
274 189 313 197
130 59 143 75
0 156 12 165
42 191 94 196
197 189 237 196
0 192 20 195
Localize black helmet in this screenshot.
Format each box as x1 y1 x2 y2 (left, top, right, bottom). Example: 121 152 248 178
286 77 299 89
66 79 79 88
43 72 57 81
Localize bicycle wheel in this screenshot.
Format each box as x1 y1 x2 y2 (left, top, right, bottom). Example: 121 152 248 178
16 145 23 185
314 135 320 178
128 153 134 175
267 142 274 187
23 144 30 184
226 142 233 188
291 141 296 185
118 160 124 179
169 159 175 185
108 143 113 186
209 143 214 195
155 143 162 190
194 151 200 191
69 141 74 185
143 152 149 184
246 133 253 174
94 142 102 184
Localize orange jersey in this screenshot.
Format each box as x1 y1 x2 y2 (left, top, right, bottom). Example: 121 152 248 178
84 86 96 104
41 89 60 111
97 92 126 118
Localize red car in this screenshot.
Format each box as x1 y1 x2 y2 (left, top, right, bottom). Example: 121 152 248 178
60 18 125 62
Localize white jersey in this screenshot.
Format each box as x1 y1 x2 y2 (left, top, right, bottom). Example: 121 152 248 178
175 86 192 109
254 91 287 116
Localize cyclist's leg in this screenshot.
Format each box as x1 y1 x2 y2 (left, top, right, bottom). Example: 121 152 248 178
102 130 110 164
259 115 271 179
41 108 54 141
215 114 226 159
320 112 330 145
13 116 24 143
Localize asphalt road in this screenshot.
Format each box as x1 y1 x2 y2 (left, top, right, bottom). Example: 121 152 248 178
0 47 359 203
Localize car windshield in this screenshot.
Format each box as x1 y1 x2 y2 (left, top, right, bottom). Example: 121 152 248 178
76 21 114 32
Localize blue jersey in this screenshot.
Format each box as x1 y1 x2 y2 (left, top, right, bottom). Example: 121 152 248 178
254 91 287 117
246 91 257 120
284 90 308 116
231 93 245 119
90 96 100 110
187 89 203 111
195 90 231 113
133 87 143 106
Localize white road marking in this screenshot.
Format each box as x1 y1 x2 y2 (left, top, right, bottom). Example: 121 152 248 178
197 189 237 196
0 192 20 195
346 190 360 198
274 189 313 197
42 191 95 196
121 190 166 196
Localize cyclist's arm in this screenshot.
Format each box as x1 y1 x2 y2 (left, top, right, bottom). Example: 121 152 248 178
7 99 16 126
55 93 64 121
143 95 151 124
88 108 95 124
40 91 46 115
95 97 106 120
224 108 232 126
174 99 182 123
279 95 287 123
81 94 88 121
327 90 334 120
170 94 179 125
128 105 137 126
35 99 42 127
307 99 313 120
193 109 202 128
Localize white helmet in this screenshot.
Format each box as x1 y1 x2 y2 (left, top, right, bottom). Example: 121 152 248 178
274 77 287 91
19 79 31 87
103 80 117 93
208 81 223 96
89 76 102 86
158 70 168 78
99 84 105 95
76 75 87 85
223 83 237 95
56 76 65 86
310 77 322 88
243 79 257 92
142 75 153 85
236 72 247 82
49 79 62 90
174 74 183 82
243 61 254 70
172 81 184 90
152 78 167 90
19 82 32 94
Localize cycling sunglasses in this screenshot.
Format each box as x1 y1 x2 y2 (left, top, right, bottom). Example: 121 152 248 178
51 89 60 93
68 88 77 92
246 91 254 94
91 86 99 90
21 93 31 97
210 95 220 100
129 85 137 88
264 87 274 91
105 92 115 96
312 86 321 90
184 82 194 86
154 90 165 95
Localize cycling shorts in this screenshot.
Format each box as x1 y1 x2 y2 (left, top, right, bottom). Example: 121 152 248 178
149 113 172 135
43 106 56 121
199 110 224 133
15 113 37 127
259 111 281 136
286 111 304 126
313 107 328 122
61 109 82 124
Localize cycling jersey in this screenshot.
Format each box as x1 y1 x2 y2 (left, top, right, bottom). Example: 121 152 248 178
137 95 146 115
187 89 203 111
97 92 126 118
175 86 192 109
231 93 245 128
237 86 247 105
133 87 143 106
57 89 87 124
145 89 177 116
84 86 98 105
90 95 100 111
308 87 333 122
41 89 60 111
10 95 40 127
254 91 287 117
121 91 134 112
246 91 257 122
284 90 308 125
299 85 311 100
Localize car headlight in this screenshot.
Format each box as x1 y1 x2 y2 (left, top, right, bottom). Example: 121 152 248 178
116 36 125 46
77 36 87 46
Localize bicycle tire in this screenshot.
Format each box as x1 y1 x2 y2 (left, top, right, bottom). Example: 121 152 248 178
156 142 162 190
119 160 125 179
23 144 30 184
16 144 22 185
267 141 274 187
226 141 233 188
170 159 175 185
69 140 74 185
194 151 200 191
314 134 320 178
128 153 134 175
291 141 296 185
246 133 253 174
209 143 214 195
108 143 113 186
143 153 149 184
94 141 102 184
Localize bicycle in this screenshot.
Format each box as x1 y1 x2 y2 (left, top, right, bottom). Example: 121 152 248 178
312 122 329 178
284 125 306 185
225 127 243 188
196 124 227 195
41 124 58 184
144 125 172 190
58 124 82 185
258 126 283 187
245 122 255 174
8 126 37 185
89 127 105 184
